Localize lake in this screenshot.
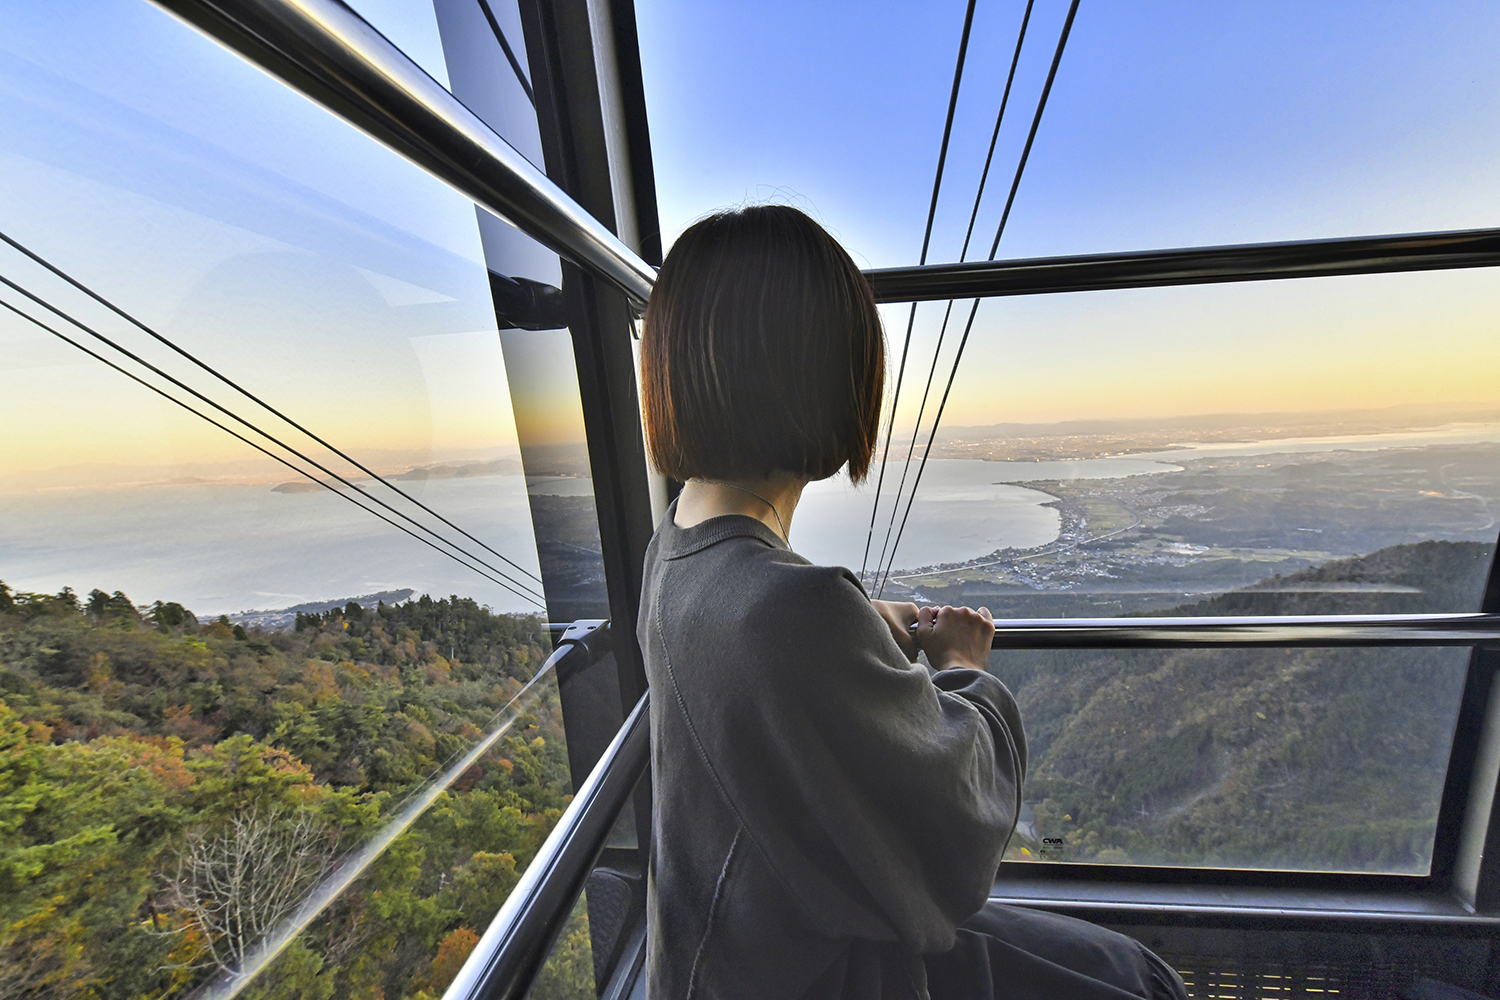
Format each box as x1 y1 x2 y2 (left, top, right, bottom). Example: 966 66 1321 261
5 423 1497 618
0 475 545 617
794 456 1179 572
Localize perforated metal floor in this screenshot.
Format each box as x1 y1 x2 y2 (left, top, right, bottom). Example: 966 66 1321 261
1164 957 1401 999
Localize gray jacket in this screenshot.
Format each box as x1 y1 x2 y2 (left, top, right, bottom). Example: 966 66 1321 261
637 505 1026 1000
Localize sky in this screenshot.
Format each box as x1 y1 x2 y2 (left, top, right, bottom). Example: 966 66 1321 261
634 0 1500 429
0 0 531 483
637 0 1500 264
1 0 1497 612
2 0 1499 485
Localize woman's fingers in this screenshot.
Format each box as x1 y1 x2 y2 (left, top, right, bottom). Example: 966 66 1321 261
872 599 921 661
915 604 995 671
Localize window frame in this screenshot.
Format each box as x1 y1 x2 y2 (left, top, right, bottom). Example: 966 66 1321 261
141 0 1500 993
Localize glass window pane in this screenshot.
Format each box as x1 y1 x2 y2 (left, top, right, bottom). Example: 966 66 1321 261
995 644 1470 874
0 3 610 997
639 0 1500 264
807 271 1500 617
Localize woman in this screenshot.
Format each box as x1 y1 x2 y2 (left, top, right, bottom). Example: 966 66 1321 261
637 205 1186 1000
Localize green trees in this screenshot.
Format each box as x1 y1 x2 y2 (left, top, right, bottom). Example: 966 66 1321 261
0 585 586 1000
1000 541 1490 872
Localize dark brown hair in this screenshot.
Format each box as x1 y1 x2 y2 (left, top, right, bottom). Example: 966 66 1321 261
641 205 884 484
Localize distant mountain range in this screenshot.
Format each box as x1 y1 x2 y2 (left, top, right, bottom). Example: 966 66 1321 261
271 457 523 493
0 450 524 493
932 403 1500 462
205 589 416 630
940 402 1500 442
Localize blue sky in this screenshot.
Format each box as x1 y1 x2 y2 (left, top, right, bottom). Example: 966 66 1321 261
637 0 1500 267
2 0 1498 474
634 0 1500 428
2 0 1498 612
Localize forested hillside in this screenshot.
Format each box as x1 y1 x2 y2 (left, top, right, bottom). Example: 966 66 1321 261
0 587 591 1000
5 539 1492 997
999 540 1493 872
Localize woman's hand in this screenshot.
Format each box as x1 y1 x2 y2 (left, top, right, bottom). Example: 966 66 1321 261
914 605 994 671
871 600 920 662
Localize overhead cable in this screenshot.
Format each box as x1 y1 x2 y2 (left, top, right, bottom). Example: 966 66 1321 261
0 296 545 610
0 229 543 588
0 272 547 607
475 0 535 106
878 0 1082 596
870 0 1037 587
859 0 980 587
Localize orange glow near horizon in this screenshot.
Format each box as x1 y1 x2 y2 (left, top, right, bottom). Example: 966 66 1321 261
7 266 1500 489
888 266 1500 431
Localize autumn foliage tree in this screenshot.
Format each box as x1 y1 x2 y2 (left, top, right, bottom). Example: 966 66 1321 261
0 585 586 1000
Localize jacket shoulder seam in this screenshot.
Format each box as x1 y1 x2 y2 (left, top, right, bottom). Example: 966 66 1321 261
685 825 743 1000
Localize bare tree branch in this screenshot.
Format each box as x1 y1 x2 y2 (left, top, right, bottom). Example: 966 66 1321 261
162 803 338 977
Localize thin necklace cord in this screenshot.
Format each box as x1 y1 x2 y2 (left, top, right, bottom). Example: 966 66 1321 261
692 480 789 542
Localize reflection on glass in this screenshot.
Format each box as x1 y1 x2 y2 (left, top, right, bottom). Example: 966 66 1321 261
996 643 1470 873
0 2 602 998
526 895 596 1000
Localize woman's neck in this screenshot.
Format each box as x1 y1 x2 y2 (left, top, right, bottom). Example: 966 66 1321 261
674 473 808 543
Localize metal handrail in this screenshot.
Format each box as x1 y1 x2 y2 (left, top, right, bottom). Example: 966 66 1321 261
139 3 1500 315
982 612 1500 649
445 611 1500 1000
445 690 651 1000
864 226 1500 303
151 0 657 306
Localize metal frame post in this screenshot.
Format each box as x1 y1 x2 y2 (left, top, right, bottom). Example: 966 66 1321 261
516 0 655 714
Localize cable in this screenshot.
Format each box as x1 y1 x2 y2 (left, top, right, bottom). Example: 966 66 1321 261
475 0 535 107
0 229 543 588
959 0 1037 264
0 272 547 606
870 0 1037 586
0 296 545 610
859 0 980 587
0 271 546 605
877 0 1081 597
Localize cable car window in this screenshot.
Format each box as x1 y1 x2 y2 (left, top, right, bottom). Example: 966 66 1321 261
637 0 1500 884
0 2 606 997
999 644 1471 874
803 272 1500 618
637 0 1500 263
792 273 1499 875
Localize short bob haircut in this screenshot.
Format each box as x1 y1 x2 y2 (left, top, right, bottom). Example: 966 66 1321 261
642 205 884 484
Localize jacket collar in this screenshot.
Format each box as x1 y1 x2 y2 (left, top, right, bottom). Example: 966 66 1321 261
658 497 790 560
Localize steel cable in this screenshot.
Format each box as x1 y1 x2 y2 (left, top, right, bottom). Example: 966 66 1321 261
475 0 535 106
870 0 1037 587
877 0 1082 597
0 272 547 607
0 229 544 588
0 296 546 610
858 0 979 587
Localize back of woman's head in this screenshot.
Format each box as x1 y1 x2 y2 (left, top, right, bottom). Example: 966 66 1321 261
642 204 885 484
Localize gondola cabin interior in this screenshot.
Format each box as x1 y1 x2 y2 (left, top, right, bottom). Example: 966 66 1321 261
2 1 1500 998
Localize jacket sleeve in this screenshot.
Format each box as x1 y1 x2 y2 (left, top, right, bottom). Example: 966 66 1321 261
686 560 1026 953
